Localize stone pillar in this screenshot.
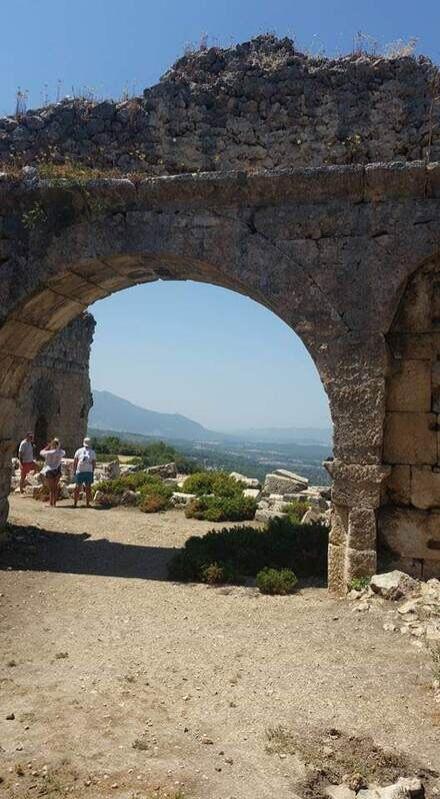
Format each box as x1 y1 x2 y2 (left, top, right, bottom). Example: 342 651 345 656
313 332 390 593
325 460 391 591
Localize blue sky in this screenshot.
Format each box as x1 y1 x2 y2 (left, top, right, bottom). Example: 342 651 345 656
3 1 440 429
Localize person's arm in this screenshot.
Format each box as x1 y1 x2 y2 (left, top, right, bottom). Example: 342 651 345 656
18 442 24 464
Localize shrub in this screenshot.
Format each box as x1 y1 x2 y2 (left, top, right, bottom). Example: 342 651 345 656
185 494 257 522
182 470 244 498
349 576 371 591
168 516 328 583
283 499 309 523
94 471 172 512
256 567 298 595
138 492 170 513
95 472 164 495
201 562 225 584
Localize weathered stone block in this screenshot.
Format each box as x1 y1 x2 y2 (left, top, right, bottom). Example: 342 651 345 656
328 543 346 595
383 412 437 465
385 465 411 505
386 359 431 412
11 288 85 332
47 271 110 304
364 162 426 202
348 507 377 550
378 506 440 560
0 320 52 359
392 270 433 333
411 466 440 509
345 547 377 581
387 332 440 361
328 505 348 546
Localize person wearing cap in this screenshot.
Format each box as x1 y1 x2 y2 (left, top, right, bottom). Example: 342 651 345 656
18 431 37 494
73 437 96 508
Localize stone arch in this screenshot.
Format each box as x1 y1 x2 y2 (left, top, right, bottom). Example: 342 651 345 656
3 163 440 593
379 257 440 577
0 199 359 593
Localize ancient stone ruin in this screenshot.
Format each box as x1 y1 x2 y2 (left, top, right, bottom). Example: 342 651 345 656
1 36 440 593
15 313 94 455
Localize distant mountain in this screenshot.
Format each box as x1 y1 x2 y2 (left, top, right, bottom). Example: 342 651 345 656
90 390 213 441
90 390 333 447
226 426 333 446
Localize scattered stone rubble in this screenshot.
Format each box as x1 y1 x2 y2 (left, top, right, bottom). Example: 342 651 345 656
10 459 330 523
349 570 440 702
325 776 425 799
255 468 331 525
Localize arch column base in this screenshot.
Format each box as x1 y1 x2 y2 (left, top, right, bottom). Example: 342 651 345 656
325 459 391 594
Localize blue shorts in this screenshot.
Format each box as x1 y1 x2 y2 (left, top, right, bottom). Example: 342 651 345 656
75 472 93 486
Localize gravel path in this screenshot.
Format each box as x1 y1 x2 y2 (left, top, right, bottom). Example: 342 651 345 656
0 496 438 799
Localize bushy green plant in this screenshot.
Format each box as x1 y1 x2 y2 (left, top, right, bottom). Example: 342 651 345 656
185 494 257 522
94 471 172 512
256 567 298 595
182 470 245 498
94 472 164 495
201 562 225 584
139 492 170 513
348 576 371 591
168 516 328 584
283 498 309 522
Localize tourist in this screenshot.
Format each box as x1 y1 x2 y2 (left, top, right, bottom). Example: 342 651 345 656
18 431 37 494
73 437 96 508
40 438 65 507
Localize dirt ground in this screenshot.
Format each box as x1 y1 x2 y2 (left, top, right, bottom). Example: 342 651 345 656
0 496 438 799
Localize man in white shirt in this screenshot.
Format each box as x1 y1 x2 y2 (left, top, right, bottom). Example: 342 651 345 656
73 437 96 508
18 432 37 494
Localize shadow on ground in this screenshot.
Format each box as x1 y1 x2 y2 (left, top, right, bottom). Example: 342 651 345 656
0 523 176 581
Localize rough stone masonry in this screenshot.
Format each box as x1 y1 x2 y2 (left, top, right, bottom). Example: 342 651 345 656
1 35 440 593
15 313 95 456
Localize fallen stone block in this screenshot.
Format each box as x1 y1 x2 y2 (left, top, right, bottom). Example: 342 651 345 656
147 462 177 478
255 508 286 523
230 472 261 488
370 570 419 600
273 468 308 487
301 507 325 525
243 488 261 500
100 460 120 480
325 785 356 799
263 474 308 495
172 492 196 505
120 489 139 506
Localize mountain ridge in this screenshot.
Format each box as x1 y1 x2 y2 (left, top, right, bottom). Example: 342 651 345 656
90 389 332 445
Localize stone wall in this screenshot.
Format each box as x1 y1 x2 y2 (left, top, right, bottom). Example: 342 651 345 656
0 36 439 174
15 313 95 457
379 260 440 577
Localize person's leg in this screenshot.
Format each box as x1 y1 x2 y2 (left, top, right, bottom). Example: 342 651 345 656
46 476 54 506
54 474 61 507
85 482 92 507
19 466 26 494
74 475 81 507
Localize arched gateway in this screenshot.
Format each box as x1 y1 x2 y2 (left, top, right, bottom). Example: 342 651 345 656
1 161 440 592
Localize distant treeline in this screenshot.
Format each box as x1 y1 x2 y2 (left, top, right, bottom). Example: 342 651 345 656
89 434 199 473
89 428 331 485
